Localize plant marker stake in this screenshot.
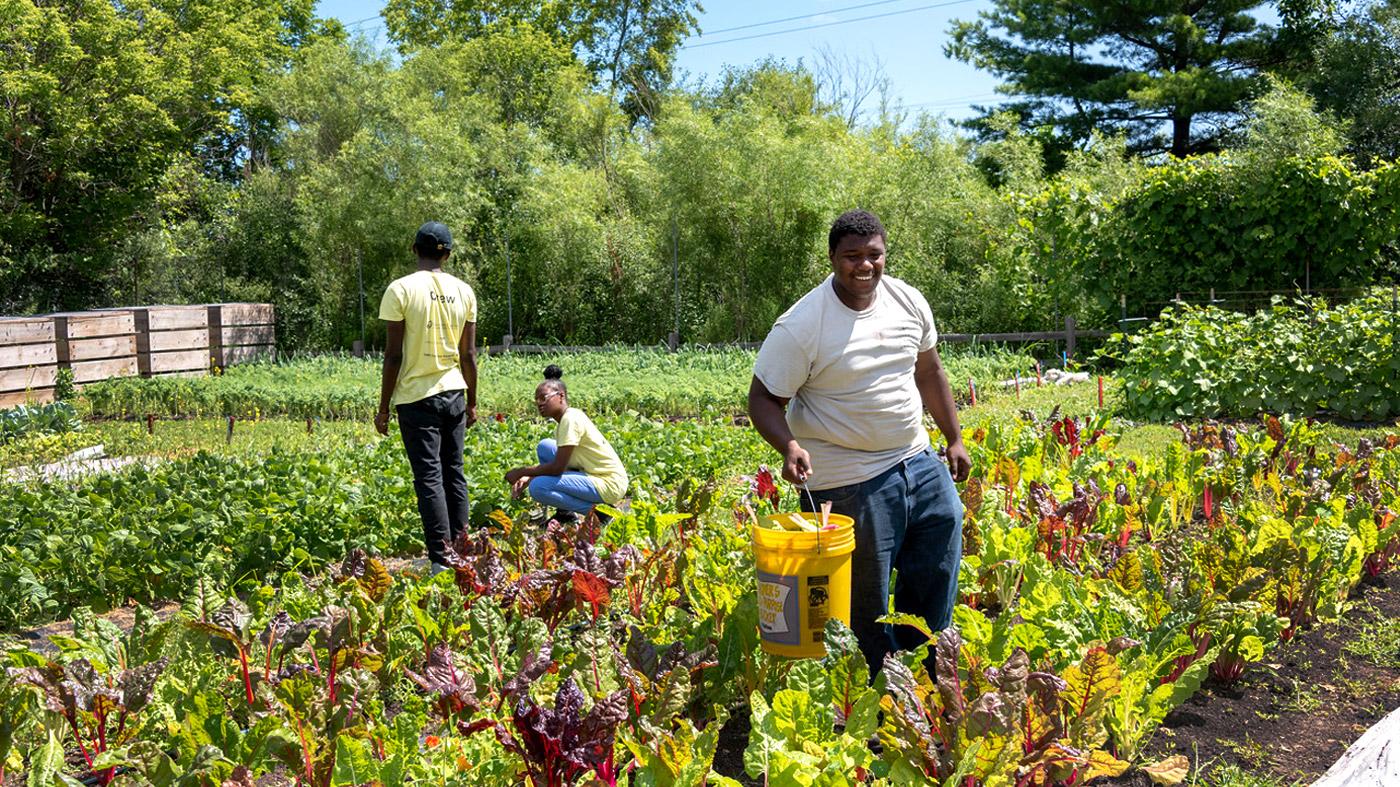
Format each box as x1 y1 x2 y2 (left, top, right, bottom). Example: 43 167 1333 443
1062 350 1069 369
306 417 313 435
1014 371 1021 398
969 378 977 407
1035 360 1043 387
227 415 234 444
146 413 154 435
1098 376 1105 409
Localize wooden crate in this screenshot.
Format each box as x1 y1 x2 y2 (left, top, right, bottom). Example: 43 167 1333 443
51 311 139 385
208 303 276 368
118 306 211 377
0 316 57 408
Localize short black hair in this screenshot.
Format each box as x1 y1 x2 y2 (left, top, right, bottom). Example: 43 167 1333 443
828 210 886 254
413 241 451 262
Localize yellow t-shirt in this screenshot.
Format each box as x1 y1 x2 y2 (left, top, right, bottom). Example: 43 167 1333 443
378 270 477 407
555 408 629 503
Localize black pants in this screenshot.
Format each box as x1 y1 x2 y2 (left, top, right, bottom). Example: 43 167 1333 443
397 390 469 566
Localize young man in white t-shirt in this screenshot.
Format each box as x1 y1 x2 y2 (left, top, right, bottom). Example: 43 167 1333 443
748 209 971 672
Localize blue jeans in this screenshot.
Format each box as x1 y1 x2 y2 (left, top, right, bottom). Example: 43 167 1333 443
803 448 963 672
528 439 605 514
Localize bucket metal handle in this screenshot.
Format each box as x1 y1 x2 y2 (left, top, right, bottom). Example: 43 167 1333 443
798 480 825 555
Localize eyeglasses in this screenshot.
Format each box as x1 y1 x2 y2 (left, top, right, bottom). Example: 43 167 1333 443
534 391 563 404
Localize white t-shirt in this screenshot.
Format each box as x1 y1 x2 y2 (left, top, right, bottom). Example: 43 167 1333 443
753 274 937 490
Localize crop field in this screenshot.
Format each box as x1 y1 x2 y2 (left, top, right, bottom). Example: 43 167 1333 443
0 347 1397 787
77 348 1037 420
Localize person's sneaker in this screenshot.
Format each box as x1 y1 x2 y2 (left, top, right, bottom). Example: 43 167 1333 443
552 509 580 525
429 562 453 577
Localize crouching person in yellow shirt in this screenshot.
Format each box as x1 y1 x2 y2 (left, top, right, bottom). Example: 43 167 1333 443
375 221 478 575
504 365 628 523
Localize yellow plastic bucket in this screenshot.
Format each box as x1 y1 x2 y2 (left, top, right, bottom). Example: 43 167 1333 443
752 513 856 658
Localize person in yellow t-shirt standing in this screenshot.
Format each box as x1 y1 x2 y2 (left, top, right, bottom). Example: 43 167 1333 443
504 365 628 523
375 221 478 575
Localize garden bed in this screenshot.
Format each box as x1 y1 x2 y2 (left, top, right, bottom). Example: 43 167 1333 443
1106 573 1400 786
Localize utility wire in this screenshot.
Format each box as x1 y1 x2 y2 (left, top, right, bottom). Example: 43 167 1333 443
685 0 979 49
700 0 914 36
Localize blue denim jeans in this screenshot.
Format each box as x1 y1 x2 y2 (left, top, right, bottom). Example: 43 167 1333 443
803 448 963 672
528 439 605 514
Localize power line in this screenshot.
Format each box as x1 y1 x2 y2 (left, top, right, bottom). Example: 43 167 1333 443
340 14 381 28
700 0 913 37
685 0 979 49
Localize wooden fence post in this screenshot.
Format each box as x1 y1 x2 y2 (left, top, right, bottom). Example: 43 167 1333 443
1064 316 1076 359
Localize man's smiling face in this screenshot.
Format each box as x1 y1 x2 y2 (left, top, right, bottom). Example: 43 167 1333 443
830 233 886 306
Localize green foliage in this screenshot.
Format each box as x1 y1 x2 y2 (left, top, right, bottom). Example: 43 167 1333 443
1108 291 1400 421
0 0 323 313
1302 0 1400 166
0 402 81 445
1093 155 1400 317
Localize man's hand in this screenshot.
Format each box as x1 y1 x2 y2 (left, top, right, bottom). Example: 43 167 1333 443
781 441 814 485
945 439 971 483
374 411 391 436
466 405 477 428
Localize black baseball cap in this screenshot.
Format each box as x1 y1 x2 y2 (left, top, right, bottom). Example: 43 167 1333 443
414 221 453 253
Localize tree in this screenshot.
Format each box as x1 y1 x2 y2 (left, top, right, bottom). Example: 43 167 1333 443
0 0 326 313
380 0 700 120
947 0 1286 158
1302 0 1400 165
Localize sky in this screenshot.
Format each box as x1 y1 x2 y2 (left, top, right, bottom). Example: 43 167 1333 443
312 0 1006 121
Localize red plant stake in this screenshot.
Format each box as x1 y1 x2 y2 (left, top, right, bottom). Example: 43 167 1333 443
969 378 977 407
146 413 155 434
1014 372 1021 398
1097 376 1105 409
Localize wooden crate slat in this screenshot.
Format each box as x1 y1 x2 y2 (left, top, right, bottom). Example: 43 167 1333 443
54 311 135 339
218 344 276 365
0 365 58 392
210 303 274 325
138 327 210 354
72 356 139 384
221 325 275 346
0 342 58 369
66 335 137 363
0 317 55 345
142 349 209 375
0 388 55 409
138 306 208 332
149 369 207 380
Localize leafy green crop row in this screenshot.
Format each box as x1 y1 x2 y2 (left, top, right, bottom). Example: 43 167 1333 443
0 402 81 444
78 347 1035 420
0 417 769 629
1109 290 1400 421
1 414 1395 785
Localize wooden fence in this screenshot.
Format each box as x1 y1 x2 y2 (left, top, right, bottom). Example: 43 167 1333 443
0 303 276 407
